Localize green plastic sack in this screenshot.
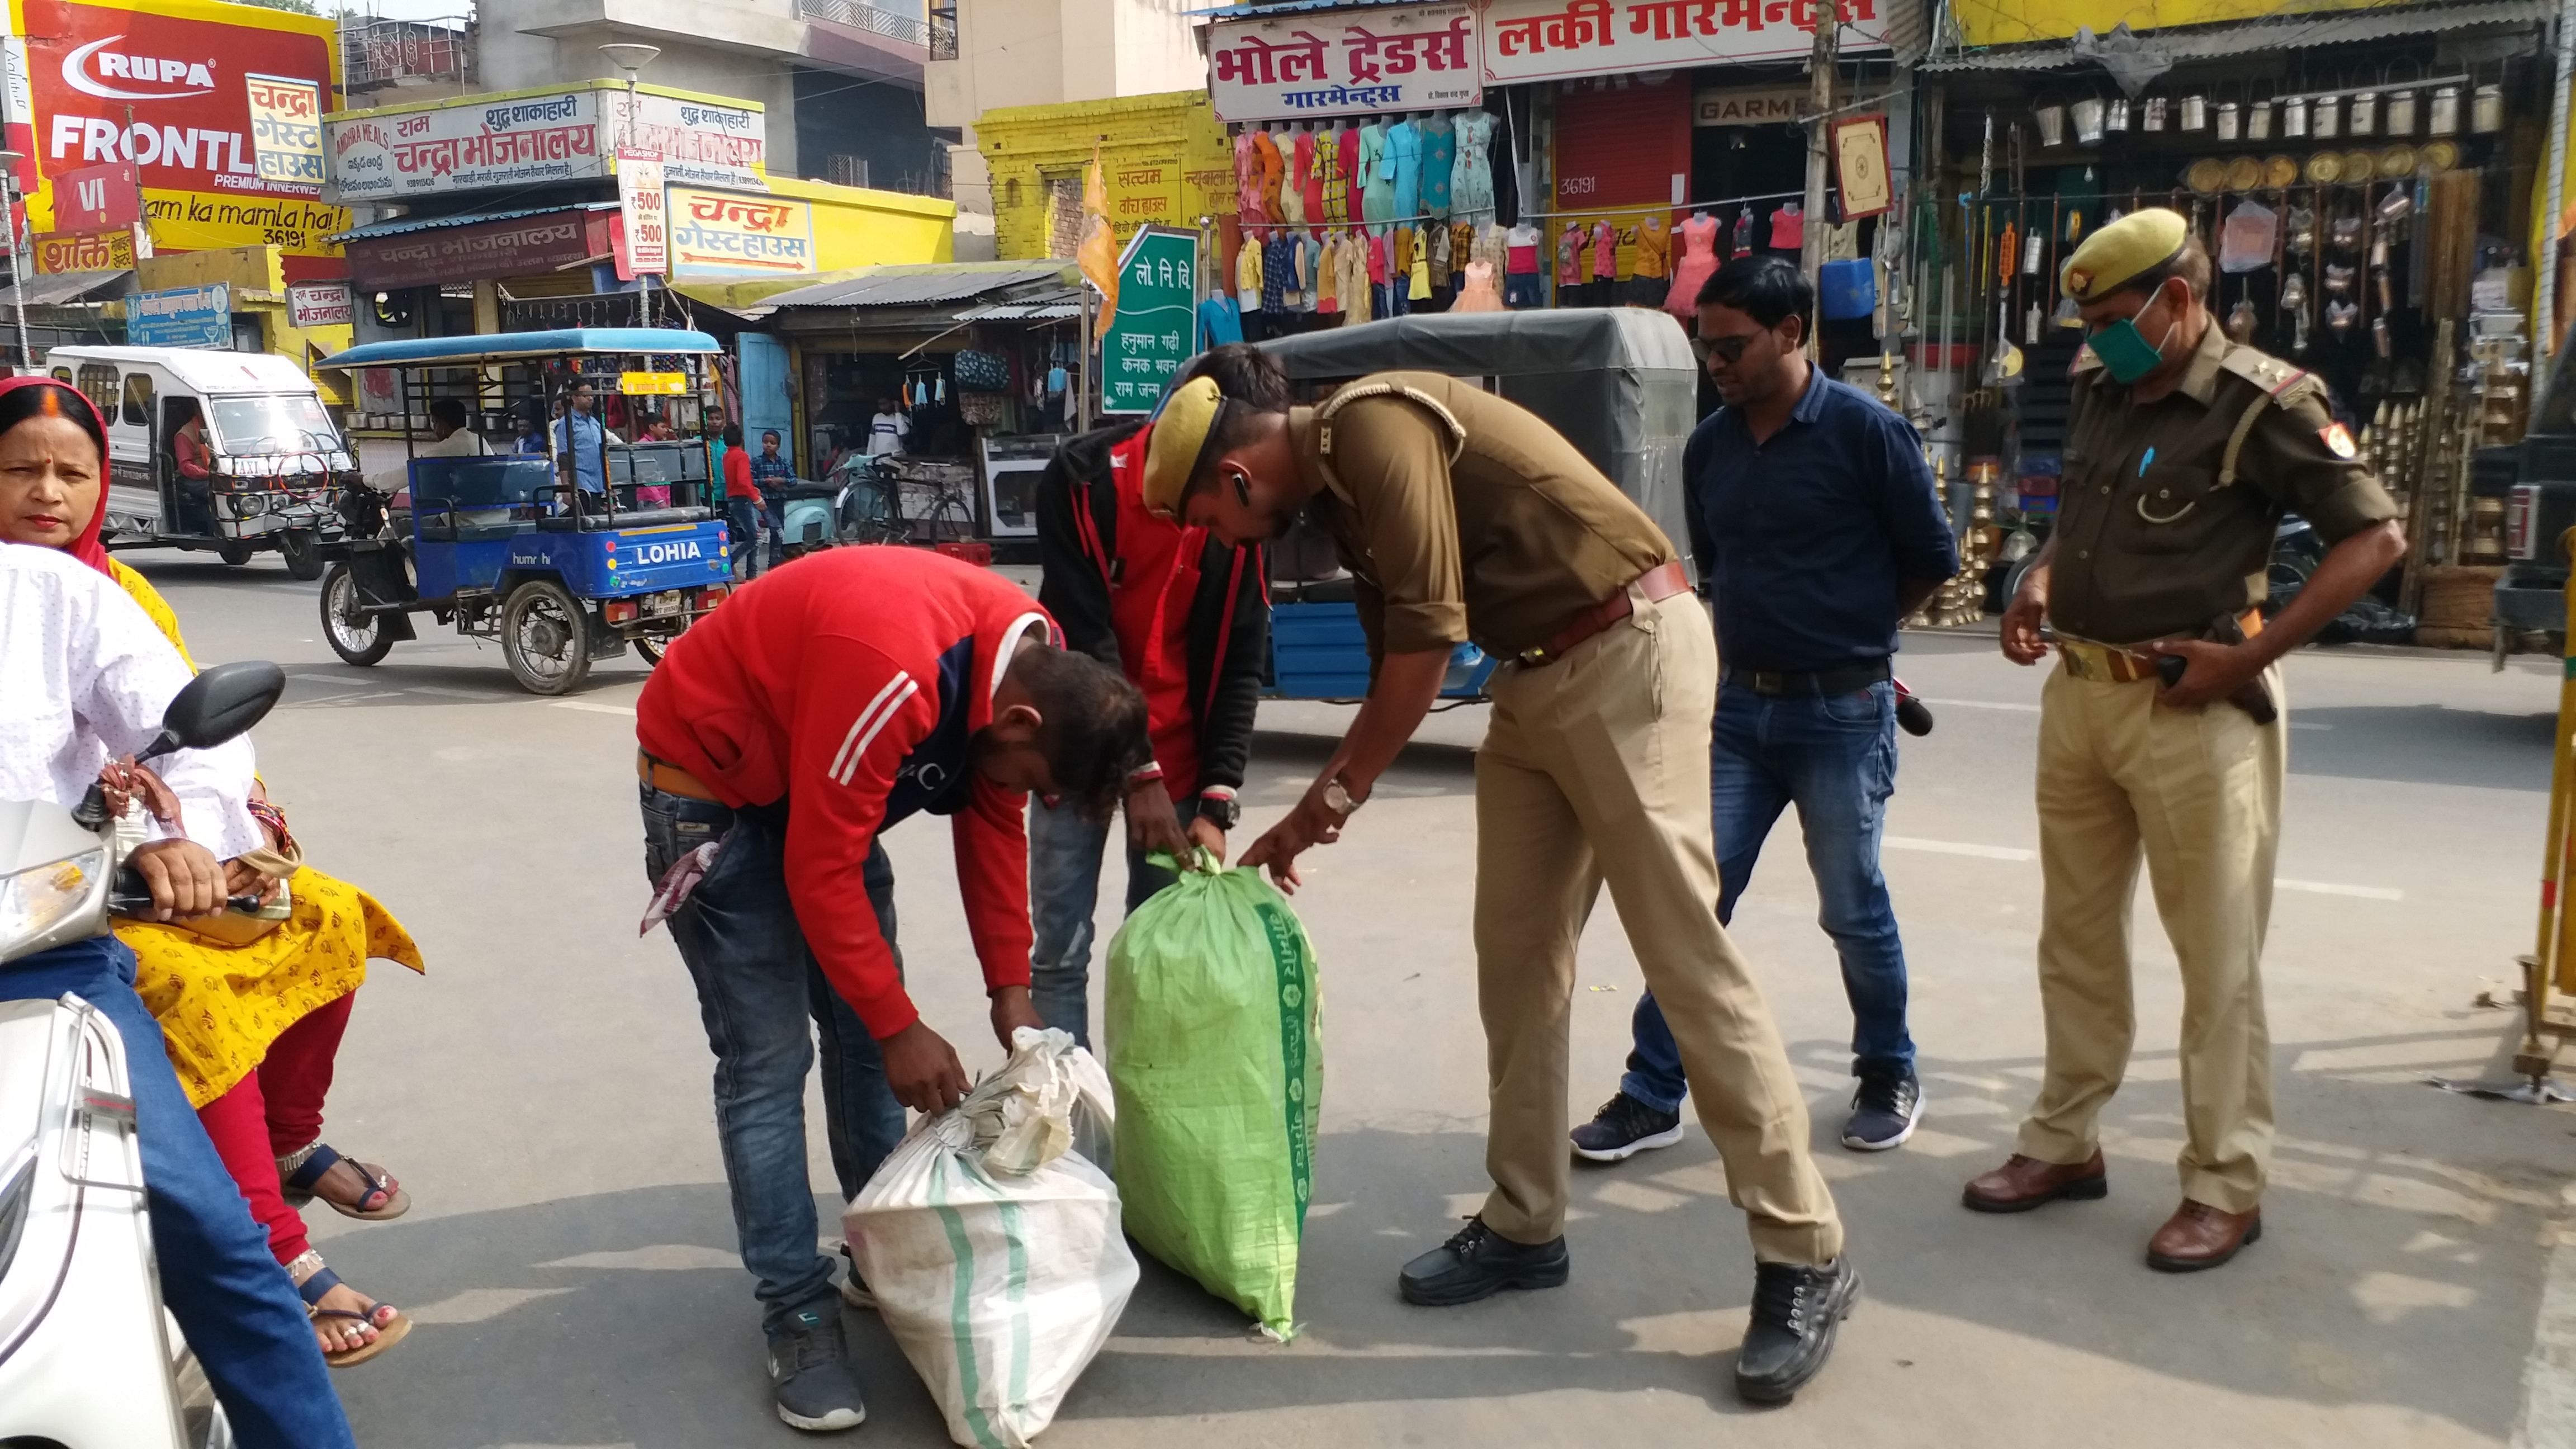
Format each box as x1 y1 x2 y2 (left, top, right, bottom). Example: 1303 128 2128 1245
1104 858 1322 1338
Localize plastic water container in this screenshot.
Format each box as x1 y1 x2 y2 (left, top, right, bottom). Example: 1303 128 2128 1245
1819 259 1876 321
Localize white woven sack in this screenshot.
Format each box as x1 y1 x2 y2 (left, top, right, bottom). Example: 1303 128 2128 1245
844 1027 1137 1449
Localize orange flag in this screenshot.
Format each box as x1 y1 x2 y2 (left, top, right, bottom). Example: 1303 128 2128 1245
1076 143 1119 326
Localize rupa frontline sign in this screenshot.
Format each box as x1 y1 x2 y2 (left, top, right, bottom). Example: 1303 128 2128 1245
4 0 350 276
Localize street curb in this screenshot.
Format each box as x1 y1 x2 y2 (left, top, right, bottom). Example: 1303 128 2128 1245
2514 1182 2576 1449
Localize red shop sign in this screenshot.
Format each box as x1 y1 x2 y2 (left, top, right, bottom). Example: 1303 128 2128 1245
344 209 606 289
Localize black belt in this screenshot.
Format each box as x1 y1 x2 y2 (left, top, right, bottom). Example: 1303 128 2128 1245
1722 659 1892 697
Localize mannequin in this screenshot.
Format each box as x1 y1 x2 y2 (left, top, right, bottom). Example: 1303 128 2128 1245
1664 209 1721 317
1556 221 1584 306
1630 212 1671 306
1504 219 1542 309
1276 127 1308 228
1589 216 1618 306
1316 124 1349 226
1297 124 1325 224
1235 130 1267 226
1450 108 1496 221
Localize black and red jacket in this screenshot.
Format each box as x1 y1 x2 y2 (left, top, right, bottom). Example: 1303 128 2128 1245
1036 421 1267 820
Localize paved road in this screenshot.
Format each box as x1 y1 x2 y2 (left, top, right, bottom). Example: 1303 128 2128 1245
136 552 2576 1448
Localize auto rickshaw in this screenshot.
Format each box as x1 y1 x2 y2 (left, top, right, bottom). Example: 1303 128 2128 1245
1254 308 1701 701
312 328 732 695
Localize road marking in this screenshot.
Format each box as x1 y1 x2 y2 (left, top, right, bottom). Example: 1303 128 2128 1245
552 700 637 716
2277 878 2405 901
1922 698 2040 713
406 685 504 699
1886 838 2403 899
1887 835 2036 861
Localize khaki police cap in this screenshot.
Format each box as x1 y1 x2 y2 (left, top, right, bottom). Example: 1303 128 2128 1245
2059 208 2190 305
1141 375 1225 517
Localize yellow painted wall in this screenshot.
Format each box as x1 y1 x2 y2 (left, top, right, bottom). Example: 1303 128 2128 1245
974 91 1235 261
759 174 957 269
1959 0 2442 48
133 245 352 399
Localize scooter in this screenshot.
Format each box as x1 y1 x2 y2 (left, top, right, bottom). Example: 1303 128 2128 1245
0 660 287 1449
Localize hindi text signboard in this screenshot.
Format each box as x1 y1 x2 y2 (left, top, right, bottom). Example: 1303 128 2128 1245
1209 4 1479 123
616 147 666 277
666 185 813 277
129 283 230 348
325 82 765 203
35 227 133 273
287 279 353 328
342 209 598 289
1479 0 1886 83
1098 226 1197 416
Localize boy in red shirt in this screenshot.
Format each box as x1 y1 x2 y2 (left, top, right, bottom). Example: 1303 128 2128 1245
1029 345 1273 1043
636 547 1147 1433
720 422 763 580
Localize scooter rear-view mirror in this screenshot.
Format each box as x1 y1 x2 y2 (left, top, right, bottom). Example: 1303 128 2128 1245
140 661 287 763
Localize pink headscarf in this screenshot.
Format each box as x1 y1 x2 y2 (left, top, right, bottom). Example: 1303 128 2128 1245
0 373 117 575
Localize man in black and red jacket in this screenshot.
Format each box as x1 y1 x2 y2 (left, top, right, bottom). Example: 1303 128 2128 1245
1030 345 1276 1044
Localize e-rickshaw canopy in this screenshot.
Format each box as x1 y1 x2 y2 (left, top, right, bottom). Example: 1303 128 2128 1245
319 328 725 371
1257 309 1701 574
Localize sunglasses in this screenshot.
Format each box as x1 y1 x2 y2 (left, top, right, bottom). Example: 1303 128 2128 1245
1698 332 1763 363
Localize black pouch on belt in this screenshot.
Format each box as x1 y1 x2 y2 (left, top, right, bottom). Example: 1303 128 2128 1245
2153 614 2279 725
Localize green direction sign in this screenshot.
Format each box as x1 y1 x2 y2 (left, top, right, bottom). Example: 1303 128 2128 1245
1098 226 1199 415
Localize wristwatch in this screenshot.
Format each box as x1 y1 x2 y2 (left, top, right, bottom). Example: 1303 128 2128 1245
1196 792 1240 832
1322 774 1366 818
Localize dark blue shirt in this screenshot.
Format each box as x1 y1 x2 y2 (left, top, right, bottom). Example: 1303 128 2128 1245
1682 373 1958 673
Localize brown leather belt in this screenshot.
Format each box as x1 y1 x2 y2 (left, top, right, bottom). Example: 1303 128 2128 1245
637 750 721 802
1517 560 1694 667
2059 608 2265 685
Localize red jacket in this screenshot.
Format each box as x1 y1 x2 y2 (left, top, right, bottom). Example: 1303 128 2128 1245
637 548 1052 1038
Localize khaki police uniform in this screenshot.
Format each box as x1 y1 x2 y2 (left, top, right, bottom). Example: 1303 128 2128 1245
1298 371 1843 1265
2024 317 2399 1214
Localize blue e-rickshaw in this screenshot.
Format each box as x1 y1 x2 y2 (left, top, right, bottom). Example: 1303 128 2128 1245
313 328 734 695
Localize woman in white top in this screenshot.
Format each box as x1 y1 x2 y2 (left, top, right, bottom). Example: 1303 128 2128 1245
0 537 357 1447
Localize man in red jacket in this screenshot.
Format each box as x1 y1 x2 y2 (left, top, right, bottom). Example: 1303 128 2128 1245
1029 345 1273 1043
636 547 1147 1434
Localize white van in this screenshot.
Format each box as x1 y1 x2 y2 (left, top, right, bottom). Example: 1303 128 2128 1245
46 345 358 580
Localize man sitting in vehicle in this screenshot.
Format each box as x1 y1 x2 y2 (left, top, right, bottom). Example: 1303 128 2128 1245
419 398 491 458
634 546 1150 1433
552 380 623 499
0 541 358 1449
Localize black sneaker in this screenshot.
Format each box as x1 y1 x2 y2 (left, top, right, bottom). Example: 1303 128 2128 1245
1733 1257 1861 1405
766 1305 866 1432
1397 1217 1570 1306
1841 1070 1923 1152
1569 1092 1685 1163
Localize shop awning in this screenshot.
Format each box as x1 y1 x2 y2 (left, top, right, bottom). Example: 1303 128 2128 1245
0 268 131 309
733 261 1085 323
337 205 621 292
328 205 614 245
1922 0 2552 72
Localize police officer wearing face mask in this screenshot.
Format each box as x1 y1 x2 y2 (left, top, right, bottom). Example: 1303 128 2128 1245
1965 209 2405 1272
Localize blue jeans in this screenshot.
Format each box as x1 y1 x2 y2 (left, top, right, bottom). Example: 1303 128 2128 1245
1 937 354 1449
727 497 762 580
1026 797 1177 1048
765 496 787 569
641 787 908 1337
1622 677 1915 1110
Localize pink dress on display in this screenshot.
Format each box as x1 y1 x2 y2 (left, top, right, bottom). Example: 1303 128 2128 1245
1664 212 1721 318
1235 132 1267 226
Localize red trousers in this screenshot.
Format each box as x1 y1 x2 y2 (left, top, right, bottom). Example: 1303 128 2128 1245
193 992 354 1267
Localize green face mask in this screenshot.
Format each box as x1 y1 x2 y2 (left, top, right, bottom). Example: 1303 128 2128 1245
2087 310 2176 385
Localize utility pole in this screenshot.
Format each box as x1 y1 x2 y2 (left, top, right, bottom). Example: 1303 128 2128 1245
600 43 661 328
0 149 29 372
1800 0 1841 344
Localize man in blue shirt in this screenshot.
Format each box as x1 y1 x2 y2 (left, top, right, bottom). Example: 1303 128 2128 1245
553 380 623 496
1573 255 1959 1162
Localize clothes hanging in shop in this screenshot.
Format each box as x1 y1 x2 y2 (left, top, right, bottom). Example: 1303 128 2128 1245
1389 116 1423 223
1296 129 1325 224
1505 221 1543 309
1768 201 1803 253
1235 132 1266 226
1409 227 1433 302
1237 235 1263 311
1197 293 1243 347
1275 130 1307 228
1423 113 1455 219
1451 110 1497 219
1253 130 1285 223
1358 121 1393 225
1315 125 1349 225
1261 231 1292 314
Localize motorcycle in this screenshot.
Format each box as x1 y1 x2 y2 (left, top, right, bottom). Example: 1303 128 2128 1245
0 661 286 1449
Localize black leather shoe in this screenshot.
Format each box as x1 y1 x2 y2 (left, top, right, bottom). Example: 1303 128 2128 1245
1397 1217 1569 1306
1733 1257 1860 1405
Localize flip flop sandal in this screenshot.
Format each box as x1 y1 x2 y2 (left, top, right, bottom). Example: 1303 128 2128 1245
278 1142 411 1220
295 1258 412 1370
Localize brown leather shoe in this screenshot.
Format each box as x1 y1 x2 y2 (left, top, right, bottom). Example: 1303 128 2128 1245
1961 1150 2108 1214
2145 1200 2262 1272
